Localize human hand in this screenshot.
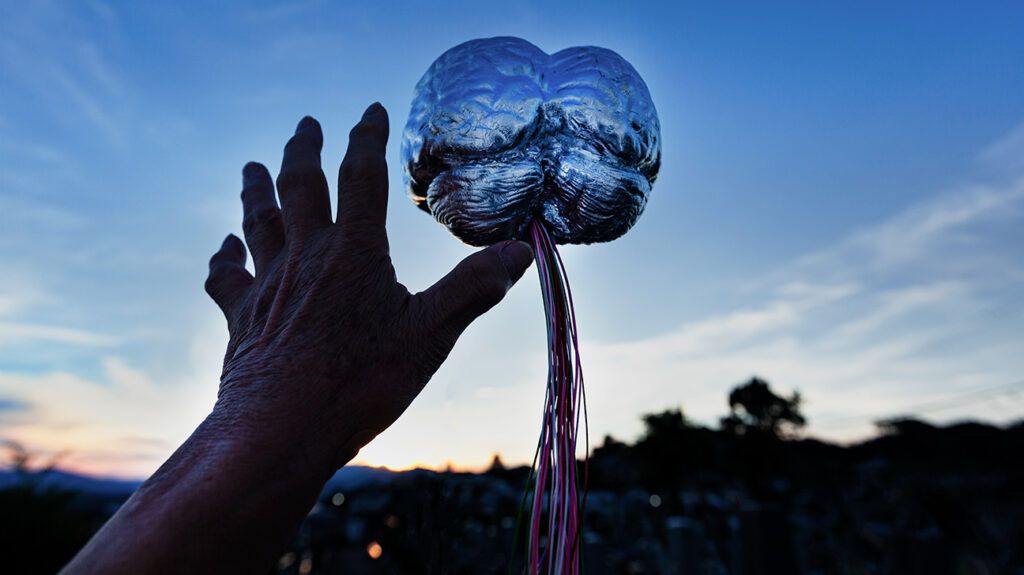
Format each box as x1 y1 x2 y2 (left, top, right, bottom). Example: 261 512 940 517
61 103 532 575
203 103 534 472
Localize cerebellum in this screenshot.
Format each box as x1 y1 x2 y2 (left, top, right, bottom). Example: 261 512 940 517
402 36 661 245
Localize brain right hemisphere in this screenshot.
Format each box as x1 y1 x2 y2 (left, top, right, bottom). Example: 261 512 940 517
402 36 661 246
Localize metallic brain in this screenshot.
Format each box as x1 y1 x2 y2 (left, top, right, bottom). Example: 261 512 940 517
401 36 661 246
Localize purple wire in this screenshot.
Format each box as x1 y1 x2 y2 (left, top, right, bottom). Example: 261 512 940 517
526 221 586 574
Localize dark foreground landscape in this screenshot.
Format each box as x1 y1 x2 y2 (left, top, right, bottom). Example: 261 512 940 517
3 381 1022 574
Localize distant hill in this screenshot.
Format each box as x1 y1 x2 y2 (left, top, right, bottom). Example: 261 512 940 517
0 469 142 497
0 464 409 499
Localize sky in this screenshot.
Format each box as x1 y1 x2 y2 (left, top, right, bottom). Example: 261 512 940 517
1 0 1023 478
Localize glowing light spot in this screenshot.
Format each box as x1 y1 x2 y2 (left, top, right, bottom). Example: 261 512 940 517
649 494 662 508
331 492 345 506
367 541 383 559
298 557 313 575
277 552 295 569
385 515 400 528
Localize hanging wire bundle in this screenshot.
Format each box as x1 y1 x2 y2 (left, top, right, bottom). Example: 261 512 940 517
523 220 588 574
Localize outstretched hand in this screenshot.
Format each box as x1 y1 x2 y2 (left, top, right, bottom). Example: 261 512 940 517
63 103 532 574
204 104 534 470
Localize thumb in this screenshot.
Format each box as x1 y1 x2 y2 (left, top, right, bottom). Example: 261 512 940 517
419 240 534 336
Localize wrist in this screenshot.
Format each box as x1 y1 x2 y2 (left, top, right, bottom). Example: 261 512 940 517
208 383 369 478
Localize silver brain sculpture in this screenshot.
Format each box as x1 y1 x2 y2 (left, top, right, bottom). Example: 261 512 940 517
401 36 661 246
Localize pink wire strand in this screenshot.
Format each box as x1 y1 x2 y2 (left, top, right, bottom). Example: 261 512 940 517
525 221 587 574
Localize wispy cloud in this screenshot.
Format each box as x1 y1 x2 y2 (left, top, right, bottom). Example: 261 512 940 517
0 322 116 347
578 174 1024 443
44 61 125 145
978 120 1024 174
360 149 1024 470
0 262 114 348
0 351 220 477
3 142 1022 476
0 3 130 145
828 282 966 342
776 178 1024 282
1 11 1021 477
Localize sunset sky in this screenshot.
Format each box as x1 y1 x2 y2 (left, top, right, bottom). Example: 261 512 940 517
2 0 1023 478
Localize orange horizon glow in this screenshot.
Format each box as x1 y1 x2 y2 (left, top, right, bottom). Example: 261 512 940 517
1 448 518 481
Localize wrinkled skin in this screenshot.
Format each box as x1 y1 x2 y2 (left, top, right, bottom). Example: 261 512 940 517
63 103 533 575
206 106 533 465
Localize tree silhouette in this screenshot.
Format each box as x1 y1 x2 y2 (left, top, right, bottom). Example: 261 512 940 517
631 408 693 506
641 408 689 439
720 377 806 438
2 440 68 476
486 453 505 473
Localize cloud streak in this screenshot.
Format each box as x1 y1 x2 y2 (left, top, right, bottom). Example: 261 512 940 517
1 7 1021 476
362 154 1024 470
3 125 1022 475
0 322 116 347
10 144 1020 477
0 352 220 478
580 174 1024 443
0 2 130 145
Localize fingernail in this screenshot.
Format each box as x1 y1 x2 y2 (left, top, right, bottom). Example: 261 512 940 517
296 115 318 132
222 234 241 252
499 240 534 283
242 161 267 183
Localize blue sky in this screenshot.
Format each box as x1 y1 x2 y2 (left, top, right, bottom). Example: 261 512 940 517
1 0 1023 477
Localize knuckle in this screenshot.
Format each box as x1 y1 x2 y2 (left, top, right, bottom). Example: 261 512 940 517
276 164 321 192
349 119 377 142
462 257 507 304
242 205 282 236
240 181 273 203
205 266 250 305
204 274 221 298
340 153 386 184
208 251 226 269
286 130 318 151
275 169 301 191
209 246 238 269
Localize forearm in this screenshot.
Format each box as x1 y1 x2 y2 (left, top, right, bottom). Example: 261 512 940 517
62 396 356 574
62 106 530 573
